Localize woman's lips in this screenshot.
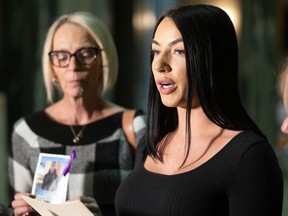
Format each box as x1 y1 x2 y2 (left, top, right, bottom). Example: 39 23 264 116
156 78 177 94
69 79 82 87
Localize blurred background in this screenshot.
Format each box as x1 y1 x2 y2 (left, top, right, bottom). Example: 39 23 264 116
0 0 287 214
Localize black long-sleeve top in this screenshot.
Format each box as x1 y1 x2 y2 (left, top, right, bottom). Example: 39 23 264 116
115 130 283 216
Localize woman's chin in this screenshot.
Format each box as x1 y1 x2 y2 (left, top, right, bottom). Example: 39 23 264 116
66 90 85 99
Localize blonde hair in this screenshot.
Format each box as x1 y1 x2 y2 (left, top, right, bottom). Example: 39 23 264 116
42 12 118 103
278 58 288 98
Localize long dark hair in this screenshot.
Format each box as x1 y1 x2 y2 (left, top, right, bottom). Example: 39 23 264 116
146 4 265 163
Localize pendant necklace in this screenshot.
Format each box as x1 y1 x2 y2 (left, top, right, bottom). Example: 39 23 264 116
69 125 86 144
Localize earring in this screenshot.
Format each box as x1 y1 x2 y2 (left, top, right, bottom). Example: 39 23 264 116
52 77 58 83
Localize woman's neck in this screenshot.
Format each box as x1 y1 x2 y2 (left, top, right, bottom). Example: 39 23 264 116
176 106 219 137
45 96 123 125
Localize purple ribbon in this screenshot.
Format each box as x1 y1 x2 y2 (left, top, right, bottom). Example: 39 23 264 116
62 150 76 176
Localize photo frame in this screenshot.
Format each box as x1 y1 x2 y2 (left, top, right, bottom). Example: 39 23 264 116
32 153 70 204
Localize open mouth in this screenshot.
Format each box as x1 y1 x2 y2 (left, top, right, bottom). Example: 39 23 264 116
156 78 177 94
161 82 172 88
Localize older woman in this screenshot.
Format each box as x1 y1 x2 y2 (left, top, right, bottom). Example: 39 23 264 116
9 12 145 216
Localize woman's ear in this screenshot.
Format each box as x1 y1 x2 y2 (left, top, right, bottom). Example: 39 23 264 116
281 116 288 134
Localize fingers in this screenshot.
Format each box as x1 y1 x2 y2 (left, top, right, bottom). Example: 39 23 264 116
80 197 101 216
12 205 33 216
20 212 40 216
14 193 36 201
85 202 100 213
12 193 36 216
79 196 96 204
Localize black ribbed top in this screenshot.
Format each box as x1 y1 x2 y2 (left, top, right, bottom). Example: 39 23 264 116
115 130 283 216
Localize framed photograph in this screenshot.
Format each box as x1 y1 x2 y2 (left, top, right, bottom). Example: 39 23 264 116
32 153 70 204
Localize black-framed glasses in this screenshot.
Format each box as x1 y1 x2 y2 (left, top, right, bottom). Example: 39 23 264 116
48 47 102 68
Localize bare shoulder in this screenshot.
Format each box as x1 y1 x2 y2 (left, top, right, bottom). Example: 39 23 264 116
103 101 125 116
44 102 62 117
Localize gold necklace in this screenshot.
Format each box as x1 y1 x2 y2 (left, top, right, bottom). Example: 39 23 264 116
69 125 86 144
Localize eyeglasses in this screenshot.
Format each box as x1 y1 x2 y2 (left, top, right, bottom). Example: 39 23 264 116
48 47 102 68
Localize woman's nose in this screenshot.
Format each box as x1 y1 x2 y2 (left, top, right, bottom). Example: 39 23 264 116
281 116 288 134
152 56 172 73
67 56 80 70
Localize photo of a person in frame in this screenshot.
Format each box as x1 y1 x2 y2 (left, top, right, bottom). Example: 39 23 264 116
29 153 70 204
41 161 60 191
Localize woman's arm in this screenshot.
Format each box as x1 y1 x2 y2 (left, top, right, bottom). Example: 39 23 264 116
9 119 37 215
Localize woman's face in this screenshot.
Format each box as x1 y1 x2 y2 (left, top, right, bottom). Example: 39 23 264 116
151 17 188 108
51 23 102 99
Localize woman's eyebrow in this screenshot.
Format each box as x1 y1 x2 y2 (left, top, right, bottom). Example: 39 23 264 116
152 38 183 46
